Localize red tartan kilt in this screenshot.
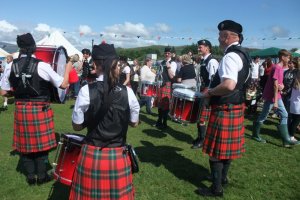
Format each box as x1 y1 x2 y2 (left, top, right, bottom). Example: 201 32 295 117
202 104 245 160
157 82 171 110
13 101 57 153
69 144 134 200
198 105 211 123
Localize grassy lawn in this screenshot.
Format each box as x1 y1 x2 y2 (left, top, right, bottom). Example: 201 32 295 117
0 97 299 200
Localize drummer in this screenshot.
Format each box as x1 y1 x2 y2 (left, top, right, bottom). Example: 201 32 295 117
0 33 72 185
176 54 196 88
191 39 219 149
70 42 140 199
139 57 156 114
153 47 177 129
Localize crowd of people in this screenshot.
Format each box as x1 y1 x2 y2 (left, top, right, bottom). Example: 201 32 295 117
0 19 299 199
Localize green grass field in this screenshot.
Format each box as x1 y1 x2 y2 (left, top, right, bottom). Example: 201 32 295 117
0 98 299 200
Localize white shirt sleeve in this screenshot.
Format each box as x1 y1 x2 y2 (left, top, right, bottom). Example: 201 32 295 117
123 66 131 74
127 86 140 123
37 62 64 88
218 52 243 83
72 85 90 124
207 59 219 80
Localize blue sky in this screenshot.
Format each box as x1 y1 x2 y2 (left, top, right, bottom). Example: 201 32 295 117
1 0 300 50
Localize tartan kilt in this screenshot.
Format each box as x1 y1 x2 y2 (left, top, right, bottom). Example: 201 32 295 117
202 104 245 160
198 105 211 123
198 87 211 122
13 101 56 153
69 144 134 200
157 82 171 110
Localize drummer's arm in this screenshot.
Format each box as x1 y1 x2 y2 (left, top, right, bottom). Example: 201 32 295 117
59 61 73 89
177 77 182 83
206 78 236 98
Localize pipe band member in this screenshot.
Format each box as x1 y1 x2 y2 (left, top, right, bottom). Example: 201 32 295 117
70 42 140 200
198 20 250 197
0 33 72 185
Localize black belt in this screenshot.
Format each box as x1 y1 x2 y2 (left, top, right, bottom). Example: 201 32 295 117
211 104 244 111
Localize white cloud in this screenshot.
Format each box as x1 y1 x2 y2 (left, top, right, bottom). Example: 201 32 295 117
155 23 170 33
35 23 51 32
104 22 150 37
0 20 18 32
79 25 92 35
271 26 289 37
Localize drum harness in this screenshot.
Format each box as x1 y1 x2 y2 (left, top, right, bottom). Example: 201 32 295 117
12 57 40 96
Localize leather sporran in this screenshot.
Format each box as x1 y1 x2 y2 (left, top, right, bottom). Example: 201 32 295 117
127 144 139 173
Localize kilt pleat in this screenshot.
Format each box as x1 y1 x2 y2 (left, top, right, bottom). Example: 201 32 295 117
157 82 171 110
69 144 134 200
13 101 56 153
202 104 245 160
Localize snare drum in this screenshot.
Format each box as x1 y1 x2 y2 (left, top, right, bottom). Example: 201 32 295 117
53 134 85 186
140 81 157 97
35 46 68 103
172 83 193 90
169 88 202 123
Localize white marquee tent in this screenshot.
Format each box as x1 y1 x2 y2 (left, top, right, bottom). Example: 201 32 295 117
0 48 9 58
37 31 83 59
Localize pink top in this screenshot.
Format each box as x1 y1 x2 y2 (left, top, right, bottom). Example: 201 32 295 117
262 64 283 102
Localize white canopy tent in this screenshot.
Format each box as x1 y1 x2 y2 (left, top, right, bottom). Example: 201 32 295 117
0 48 9 58
37 31 83 59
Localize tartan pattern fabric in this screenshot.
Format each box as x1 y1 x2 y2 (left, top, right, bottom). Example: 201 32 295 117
157 82 171 110
202 104 245 160
198 87 211 122
198 105 211 123
69 144 134 200
13 101 56 153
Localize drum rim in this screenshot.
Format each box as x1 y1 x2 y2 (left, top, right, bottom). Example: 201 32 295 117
141 80 157 85
172 83 193 89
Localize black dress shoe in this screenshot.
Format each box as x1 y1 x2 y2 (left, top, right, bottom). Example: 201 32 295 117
152 123 162 128
37 174 52 185
26 177 36 186
198 186 223 197
191 141 203 149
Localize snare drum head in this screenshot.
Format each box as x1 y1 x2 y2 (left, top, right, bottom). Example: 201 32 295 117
173 88 196 99
62 133 85 143
172 83 192 89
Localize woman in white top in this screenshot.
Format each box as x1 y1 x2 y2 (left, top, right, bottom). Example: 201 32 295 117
289 68 300 142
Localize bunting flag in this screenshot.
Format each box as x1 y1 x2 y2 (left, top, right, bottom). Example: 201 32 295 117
73 30 300 44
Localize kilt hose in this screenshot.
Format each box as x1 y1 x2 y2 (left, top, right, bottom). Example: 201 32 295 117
157 82 171 111
13 101 57 153
69 144 134 200
202 104 245 160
